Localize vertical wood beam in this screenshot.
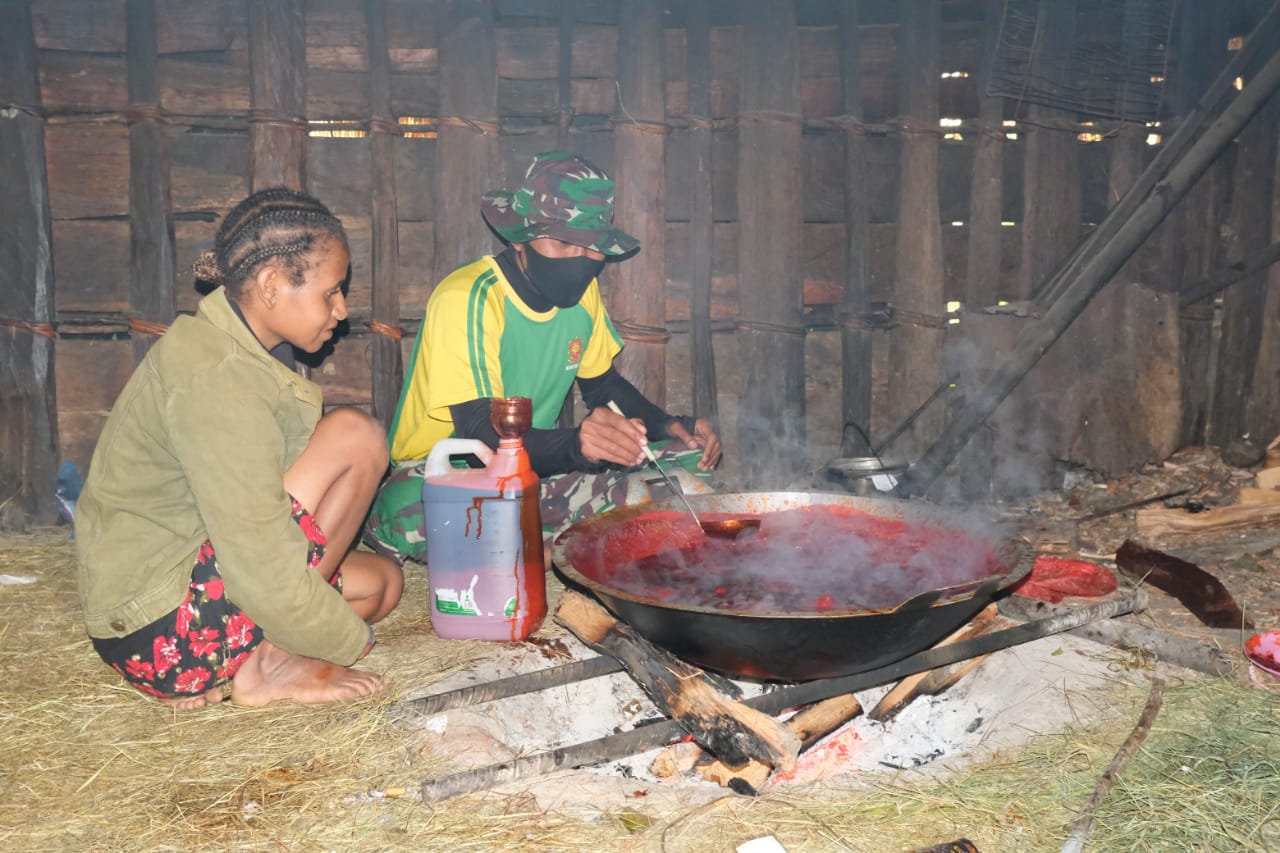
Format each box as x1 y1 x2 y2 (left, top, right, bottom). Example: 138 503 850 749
556 0 573 152
554 0 575 428
885 0 944 462
1245 98 1280 444
433 0 500 289
248 0 307 191
126 0 175 365
687 0 718 423
0 0 59 529
1005 0 1079 491
964 0 1003 311
1175 1 1232 444
736 0 805 486
838 0 872 456
611 0 667 404
949 0 1005 498
1210 90 1278 447
365 0 402 427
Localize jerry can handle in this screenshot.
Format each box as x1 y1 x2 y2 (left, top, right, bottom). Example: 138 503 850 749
423 438 495 478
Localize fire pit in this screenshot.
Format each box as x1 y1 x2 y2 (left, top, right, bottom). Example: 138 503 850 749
552 491 1030 682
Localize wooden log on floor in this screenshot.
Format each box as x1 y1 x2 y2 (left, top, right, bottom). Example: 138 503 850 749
869 603 998 722
695 693 864 795
1135 501 1280 537
997 595 1238 678
554 590 802 772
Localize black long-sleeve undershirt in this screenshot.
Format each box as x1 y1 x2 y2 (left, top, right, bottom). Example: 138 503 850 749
447 368 685 478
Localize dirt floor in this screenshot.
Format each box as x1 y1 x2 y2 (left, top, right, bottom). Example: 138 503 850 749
1 444 1278 852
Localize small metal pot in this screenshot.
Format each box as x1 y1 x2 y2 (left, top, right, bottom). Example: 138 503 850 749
823 457 910 497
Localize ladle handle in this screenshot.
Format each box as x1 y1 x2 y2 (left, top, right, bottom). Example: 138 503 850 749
606 400 703 527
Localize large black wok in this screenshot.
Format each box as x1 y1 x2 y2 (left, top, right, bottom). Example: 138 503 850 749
551 491 1030 682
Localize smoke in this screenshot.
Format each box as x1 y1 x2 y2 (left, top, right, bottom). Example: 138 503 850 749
569 505 1013 614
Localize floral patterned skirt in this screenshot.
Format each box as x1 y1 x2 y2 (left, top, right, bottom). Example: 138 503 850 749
91 497 336 699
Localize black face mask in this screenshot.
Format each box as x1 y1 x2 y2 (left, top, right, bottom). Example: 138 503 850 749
522 243 606 309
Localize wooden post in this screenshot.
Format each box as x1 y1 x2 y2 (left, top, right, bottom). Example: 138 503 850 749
247 0 307 191
552 0 577 430
838 1 873 456
432 0 500 289
365 0 403 427
556 0 573 152
963 0 1004 313
1175 1 1232 444
126 0 175 365
0 0 59 529
1011 0 1079 490
736 0 805 487
948 0 1004 498
610 0 667 405
1209 89 1278 447
687 0 718 423
885 0 944 464
1244 116 1280 443
1060 122 1179 476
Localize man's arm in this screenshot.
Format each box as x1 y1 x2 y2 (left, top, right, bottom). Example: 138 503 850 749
577 368 689 438
449 399 600 478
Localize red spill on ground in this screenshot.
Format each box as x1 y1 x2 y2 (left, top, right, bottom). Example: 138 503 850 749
1011 555 1117 603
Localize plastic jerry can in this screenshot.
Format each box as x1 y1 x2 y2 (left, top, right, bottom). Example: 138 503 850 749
421 397 547 640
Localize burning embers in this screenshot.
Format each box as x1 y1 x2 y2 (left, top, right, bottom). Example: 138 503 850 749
564 504 1008 614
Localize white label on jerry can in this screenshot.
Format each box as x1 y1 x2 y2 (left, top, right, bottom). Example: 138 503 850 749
434 575 481 616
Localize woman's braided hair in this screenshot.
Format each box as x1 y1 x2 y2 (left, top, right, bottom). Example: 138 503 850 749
193 187 348 296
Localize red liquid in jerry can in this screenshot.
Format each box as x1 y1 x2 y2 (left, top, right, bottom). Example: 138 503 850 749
421 397 546 641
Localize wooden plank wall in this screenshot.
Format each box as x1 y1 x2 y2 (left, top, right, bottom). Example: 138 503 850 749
20 0 1279 501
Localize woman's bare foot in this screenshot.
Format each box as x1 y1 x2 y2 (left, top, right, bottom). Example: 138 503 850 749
229 639 387 707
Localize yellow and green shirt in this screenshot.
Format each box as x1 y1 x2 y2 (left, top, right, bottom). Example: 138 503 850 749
389 255 623 463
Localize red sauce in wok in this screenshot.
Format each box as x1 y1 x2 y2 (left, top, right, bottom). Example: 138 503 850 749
565 504 1007 613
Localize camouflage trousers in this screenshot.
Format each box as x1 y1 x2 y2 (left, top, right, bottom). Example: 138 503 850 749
363 443 709 564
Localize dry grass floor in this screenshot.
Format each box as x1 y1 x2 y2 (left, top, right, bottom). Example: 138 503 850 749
2 527 1277 852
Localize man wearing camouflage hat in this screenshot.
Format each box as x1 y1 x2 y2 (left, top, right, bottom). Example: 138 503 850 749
366 151 721 563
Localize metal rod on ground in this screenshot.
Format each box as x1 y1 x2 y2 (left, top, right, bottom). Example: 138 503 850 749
397 656 624 717
902 46 1280 496
419 592 1146 802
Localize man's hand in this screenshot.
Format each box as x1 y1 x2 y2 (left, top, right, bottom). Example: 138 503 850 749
579 406 647 467
668 418 722 470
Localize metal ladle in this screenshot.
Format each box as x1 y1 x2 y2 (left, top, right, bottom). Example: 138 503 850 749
606 401 758 539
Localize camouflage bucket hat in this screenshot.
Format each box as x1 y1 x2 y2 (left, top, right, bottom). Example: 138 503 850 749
481 151 640 257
